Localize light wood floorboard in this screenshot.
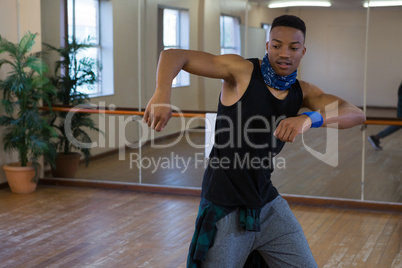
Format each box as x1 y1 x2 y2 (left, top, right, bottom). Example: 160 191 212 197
0 186 400 268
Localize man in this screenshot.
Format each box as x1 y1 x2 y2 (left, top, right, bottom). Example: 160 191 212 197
143 15 365 267
368 81 402 151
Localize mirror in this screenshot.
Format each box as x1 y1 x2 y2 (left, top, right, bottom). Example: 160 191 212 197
364 6 402 203
39 0 401 203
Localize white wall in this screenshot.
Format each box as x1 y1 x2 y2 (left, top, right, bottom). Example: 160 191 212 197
366 8 402 108
296 8 367 107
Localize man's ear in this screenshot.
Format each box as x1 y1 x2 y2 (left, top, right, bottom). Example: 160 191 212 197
302 46 307 57
265 41 269 53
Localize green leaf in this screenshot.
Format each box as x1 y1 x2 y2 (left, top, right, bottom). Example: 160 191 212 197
1 98 14 115
26 56 48 75
0 116 13 126
18 32 36 56
0 59 14 70
0 36 18 56
31 76 49 89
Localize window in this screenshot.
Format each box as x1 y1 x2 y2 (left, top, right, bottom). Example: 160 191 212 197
262 23 272 42
220 15 241 55
67 0 113 96
159 7 190 87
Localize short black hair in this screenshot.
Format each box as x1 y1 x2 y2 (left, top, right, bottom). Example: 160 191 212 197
270 15 306 39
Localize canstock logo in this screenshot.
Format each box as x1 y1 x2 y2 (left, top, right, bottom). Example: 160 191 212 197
301 101 339 167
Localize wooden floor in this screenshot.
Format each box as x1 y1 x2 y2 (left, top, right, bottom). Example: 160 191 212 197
0 186 400 268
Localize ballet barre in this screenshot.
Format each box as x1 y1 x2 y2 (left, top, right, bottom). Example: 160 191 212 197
40 106 402 126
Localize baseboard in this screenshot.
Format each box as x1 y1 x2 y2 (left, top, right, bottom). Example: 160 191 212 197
282 194 402 213
39 178 201 196
0 182 9 190
39 178 402 213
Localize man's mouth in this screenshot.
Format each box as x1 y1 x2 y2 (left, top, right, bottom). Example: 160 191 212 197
276 61 292 69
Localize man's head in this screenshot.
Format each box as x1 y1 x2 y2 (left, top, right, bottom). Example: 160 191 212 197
266 15 307 77
270 15 306 42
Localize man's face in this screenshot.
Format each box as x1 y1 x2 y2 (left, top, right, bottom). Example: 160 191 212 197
266 26 306 76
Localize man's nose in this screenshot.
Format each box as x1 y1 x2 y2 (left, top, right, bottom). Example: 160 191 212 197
278 47 290 58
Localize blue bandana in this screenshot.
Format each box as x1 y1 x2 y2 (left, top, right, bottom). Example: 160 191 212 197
260 54 297 91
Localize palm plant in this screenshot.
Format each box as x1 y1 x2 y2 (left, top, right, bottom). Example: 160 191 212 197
44 37 101 166
0 32 57 181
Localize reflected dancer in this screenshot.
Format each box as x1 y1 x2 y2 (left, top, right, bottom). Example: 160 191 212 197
368 81 402 151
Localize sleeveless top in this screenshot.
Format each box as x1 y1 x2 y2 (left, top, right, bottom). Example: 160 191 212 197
201 58 303 209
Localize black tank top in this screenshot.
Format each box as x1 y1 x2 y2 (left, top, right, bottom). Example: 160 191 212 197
201 58 303 209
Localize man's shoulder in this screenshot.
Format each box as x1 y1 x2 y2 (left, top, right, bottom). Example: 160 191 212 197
298 80 322 91
225 56 254 80
298 80 325 100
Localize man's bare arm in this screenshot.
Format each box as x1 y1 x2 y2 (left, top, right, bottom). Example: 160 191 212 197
143 49 248 131
274 81 366 142
300 81 366 129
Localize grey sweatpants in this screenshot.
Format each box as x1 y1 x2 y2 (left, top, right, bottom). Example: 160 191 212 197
201 196 318 268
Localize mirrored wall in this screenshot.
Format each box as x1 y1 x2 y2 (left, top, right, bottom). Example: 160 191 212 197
40 0 402 203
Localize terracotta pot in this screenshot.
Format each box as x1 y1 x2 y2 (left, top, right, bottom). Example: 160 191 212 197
3 163 37 194
51 153 81 178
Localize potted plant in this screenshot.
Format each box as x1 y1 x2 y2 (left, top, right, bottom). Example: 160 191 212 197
0 32 57 193
44 37 101 178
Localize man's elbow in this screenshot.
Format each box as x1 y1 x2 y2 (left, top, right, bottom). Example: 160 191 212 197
339 109 366 129
358 111 367 125
354 107 366 125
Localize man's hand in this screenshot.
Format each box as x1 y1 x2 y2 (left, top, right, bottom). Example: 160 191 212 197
274 115 312 142
143 92 172 132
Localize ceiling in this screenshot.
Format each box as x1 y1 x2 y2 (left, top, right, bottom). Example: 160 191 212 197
249 0 368 9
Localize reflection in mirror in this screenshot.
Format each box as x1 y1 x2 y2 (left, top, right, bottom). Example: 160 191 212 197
74 113 141 183
273 125 363 200
41 0 142 182
365 125 401 203
366 8 402 119
140 117 206 188
364 6 402 203
40 0 400 204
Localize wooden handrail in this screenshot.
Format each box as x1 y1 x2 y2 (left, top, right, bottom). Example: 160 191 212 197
40 106 402 126
40 106 205 118
364 118 402 126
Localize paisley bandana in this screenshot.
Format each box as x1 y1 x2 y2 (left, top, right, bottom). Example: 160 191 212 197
261 53 297 91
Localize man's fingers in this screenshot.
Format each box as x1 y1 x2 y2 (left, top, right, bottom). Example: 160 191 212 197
273 122 282 138
274 121 288 142
142 101 172 131
288 130 297 143
274 120 300 142
279 128 292 142
147 112 171 131
143 109 149 123
155 120 166 132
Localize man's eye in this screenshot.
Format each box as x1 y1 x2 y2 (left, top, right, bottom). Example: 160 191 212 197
272 45 279 49
291 47 299 51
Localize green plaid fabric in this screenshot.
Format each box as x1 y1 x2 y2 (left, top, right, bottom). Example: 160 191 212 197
239 207 262 231
187 198 265 267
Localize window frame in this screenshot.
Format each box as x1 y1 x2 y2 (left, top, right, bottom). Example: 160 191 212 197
261 23 272 42
64 0 109 97
158 6 190 88
220 14 241 56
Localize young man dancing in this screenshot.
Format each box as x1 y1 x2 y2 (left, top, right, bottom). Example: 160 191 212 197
143 15 365 267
